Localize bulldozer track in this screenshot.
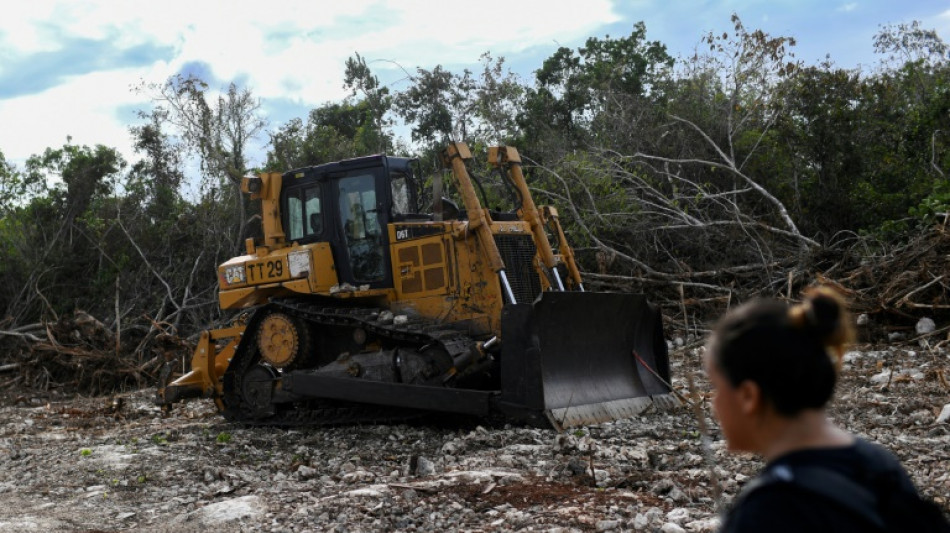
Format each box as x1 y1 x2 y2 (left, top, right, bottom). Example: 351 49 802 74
227 399 427 428
222 297 482 427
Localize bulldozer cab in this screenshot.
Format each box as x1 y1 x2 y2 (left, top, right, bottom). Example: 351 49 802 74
281 155 419 289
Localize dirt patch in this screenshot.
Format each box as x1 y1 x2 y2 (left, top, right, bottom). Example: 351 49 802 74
443 474 671 512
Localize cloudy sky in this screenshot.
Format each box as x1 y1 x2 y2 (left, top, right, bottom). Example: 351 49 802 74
1 0 948 171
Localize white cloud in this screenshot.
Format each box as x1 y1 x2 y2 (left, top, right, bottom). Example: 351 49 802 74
934 8 950 35
0 67 149 165
1 0 619 166
153 0 619 104
0 4 59 53
837 3 859 13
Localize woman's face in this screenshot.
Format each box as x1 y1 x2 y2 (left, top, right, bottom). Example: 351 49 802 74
704 348 756 452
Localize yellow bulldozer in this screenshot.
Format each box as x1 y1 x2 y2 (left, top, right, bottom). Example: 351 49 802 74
157 143 674 429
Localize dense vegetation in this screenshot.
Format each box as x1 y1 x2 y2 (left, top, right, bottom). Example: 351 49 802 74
1 17 947 343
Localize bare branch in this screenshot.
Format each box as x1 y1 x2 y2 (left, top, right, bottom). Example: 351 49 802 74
117 219 180 314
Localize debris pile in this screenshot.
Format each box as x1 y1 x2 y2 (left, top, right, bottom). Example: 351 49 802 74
846 225 950 322
0 311 191 397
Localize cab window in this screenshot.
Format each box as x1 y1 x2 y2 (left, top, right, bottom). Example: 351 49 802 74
338 173 384 282
391 172 410 216
286 184 323 242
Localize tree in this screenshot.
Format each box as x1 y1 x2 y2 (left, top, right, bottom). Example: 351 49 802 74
470 53 526 145
765 65 865 235
24 142 125 244
127 112 186 221
520 16 818 301
873 21 949 74
519 23 673 158
393 65 476 147
868 22 950 229
638 15 809 243
136 75 267 249
266 54 401 171
267 101 391 170
343 53 395 154
769 22 950 235
0 149 34 216
0 142 125 321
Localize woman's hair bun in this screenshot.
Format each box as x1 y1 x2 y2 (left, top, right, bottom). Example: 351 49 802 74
789 286 855 367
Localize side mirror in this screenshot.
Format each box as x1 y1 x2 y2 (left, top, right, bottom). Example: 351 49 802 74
241 176 263 196
435 197 460 220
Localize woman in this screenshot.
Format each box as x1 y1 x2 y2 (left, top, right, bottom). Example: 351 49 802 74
705 287 948 532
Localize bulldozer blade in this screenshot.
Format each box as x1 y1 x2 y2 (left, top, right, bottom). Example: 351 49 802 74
499 292 675 429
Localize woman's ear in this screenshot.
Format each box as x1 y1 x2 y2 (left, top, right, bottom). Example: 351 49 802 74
736 380 763 415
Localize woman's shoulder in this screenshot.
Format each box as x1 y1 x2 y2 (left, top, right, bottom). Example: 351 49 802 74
849 437 906 469
772 437 914 489
722 438 921 533
723 481 866 533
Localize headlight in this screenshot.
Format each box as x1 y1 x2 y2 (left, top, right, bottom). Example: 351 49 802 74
288 250 311 277
224 265 246 285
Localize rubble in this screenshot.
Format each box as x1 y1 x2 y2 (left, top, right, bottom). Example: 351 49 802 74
0 343 946 532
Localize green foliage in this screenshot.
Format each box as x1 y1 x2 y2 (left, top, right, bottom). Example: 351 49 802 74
910 179 950 223
266 55 401 168
0 18 948 366
520 23 673 156
762 22 950 238
392 54 525 152
0 141 128 320
394 65 474 146
536 21 673 100
216 432 232 444
266 100 391 170
25 142 125 223
0 149 40 213
127 113 185 220
344 52 394 154
137 75 265 186
472 53 525 144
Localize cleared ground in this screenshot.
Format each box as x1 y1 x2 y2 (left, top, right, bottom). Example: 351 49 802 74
0 344 947 532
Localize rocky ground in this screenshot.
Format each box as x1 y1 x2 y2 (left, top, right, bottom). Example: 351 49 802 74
1 341 948 533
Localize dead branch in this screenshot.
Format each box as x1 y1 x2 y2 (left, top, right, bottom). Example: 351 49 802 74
115 276 121 358
118 219 181 316
932 130 946 179
632 142 818 250
0 328 45 343
33 274 59 322
898 275 946 308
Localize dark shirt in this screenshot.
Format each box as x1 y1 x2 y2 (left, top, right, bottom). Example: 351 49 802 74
720 438 918 533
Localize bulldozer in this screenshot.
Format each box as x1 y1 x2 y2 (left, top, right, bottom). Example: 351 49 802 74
157 143 674 429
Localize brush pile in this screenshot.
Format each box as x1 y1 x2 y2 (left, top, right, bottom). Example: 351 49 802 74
0 311 190 397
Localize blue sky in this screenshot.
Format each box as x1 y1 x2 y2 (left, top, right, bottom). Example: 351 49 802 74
1 0 948 171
